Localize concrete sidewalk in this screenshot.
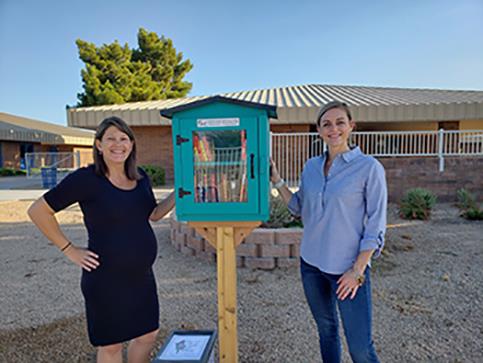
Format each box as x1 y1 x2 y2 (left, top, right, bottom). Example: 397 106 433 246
0 176 50 200
0 176 174 201
0 190 46 201
0 175 43 190
0 187 174 201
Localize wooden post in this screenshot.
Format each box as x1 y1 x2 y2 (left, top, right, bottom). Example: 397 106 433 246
217 227 237 362
189 222 260 363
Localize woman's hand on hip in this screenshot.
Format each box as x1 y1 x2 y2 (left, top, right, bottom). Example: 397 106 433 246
336 270 360 301
64 246 100 272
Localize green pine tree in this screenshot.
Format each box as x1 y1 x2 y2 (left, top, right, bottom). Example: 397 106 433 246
76 28 193 106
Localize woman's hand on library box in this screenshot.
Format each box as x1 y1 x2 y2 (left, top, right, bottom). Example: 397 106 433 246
270 158 282 184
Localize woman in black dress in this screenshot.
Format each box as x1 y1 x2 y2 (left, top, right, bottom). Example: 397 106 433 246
28 116 175 363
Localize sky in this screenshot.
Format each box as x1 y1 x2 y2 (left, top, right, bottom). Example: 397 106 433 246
1 0 482 126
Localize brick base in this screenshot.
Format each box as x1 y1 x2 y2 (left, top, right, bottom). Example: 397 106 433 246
169 218 301 270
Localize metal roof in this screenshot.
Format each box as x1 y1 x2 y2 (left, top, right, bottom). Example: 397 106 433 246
67 84 483 128
224 84 483 107
160 95 278 119
0 112 95 145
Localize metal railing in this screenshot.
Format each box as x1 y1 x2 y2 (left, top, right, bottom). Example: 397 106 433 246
271 129 483 186
25 151 81 178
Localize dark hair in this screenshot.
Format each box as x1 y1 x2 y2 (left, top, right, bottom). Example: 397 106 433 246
315 101 353 126
93 116 141 180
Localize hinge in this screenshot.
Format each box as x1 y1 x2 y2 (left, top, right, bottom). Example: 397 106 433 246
178 187 192 198
176 135 189 145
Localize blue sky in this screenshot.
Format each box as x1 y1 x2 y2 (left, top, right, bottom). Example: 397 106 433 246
1 0 482 125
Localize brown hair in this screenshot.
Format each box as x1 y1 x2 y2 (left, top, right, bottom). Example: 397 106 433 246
93 116 141 180
315 100 353 126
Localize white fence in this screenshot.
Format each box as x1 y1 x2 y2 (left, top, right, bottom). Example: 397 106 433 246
271 129 483 186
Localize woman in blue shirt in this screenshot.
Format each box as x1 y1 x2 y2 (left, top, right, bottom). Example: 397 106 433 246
271 101 386 363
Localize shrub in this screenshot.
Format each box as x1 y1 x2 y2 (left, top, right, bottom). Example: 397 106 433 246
0 168 17 176
140 165 165 186
464 208 483 220
456 188 483 220
399 188 437 220
456 188 477 212
262 194 303 228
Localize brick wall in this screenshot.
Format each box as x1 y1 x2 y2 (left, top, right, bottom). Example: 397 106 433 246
132 126 174 183
379 156 483 202
169 218 302 270
1 142 20 168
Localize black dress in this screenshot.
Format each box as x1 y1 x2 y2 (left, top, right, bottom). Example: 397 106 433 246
44 165 159 346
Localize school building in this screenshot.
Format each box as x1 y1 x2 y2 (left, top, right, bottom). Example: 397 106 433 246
0 112 94 170
66 84 483 197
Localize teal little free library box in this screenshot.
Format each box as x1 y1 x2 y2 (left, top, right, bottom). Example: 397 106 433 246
161 96 277 222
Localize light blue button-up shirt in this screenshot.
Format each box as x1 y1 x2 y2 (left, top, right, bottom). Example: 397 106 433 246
288 146 387 274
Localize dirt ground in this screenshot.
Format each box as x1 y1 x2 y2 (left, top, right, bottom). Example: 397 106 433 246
0 200 482 362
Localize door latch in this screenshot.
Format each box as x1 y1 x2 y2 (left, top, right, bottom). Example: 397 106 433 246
176 135 189 145
178 188 192 198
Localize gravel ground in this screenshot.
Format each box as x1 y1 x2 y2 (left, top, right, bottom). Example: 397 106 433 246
0 201 482 362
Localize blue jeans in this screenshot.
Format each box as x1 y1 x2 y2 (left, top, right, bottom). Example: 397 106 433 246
300 258 380 363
